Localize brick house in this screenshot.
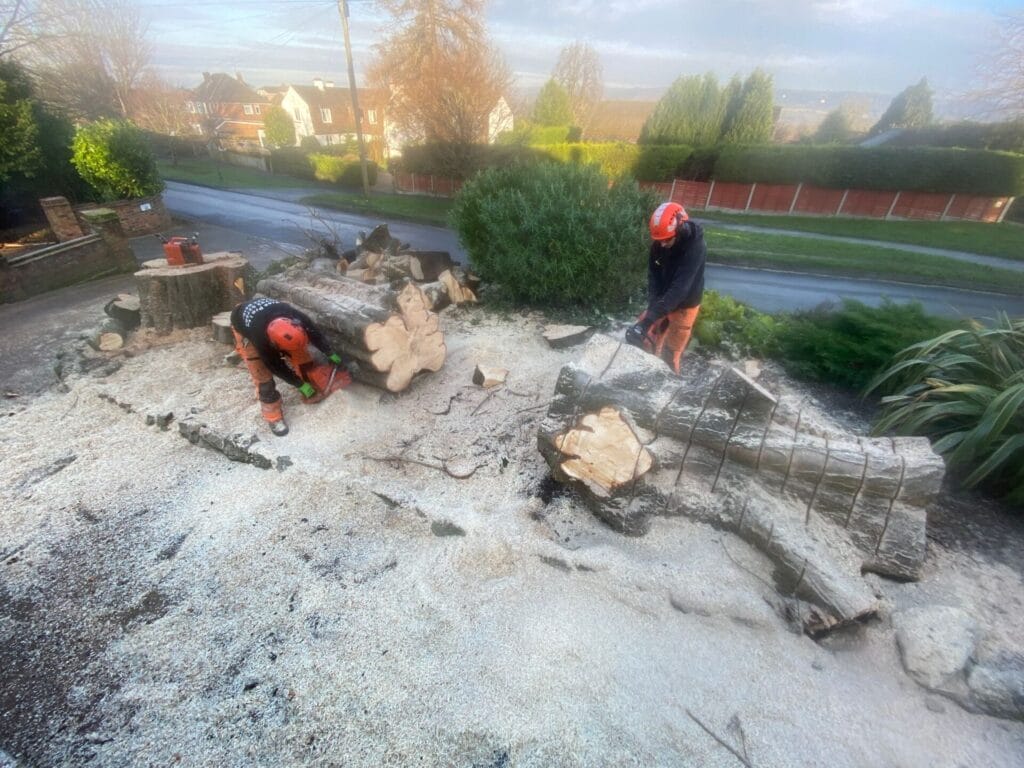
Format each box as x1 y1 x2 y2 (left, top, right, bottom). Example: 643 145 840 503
279 78 388 160
185 72 272 150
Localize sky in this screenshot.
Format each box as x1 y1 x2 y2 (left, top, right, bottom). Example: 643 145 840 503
146 0 1020 102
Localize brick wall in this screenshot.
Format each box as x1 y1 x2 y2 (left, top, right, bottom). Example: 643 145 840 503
40 197 86 242
1 208 137 303
75 194 172 237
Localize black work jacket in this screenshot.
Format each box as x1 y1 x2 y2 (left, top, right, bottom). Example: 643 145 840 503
230 298 332 387
646 221 706 319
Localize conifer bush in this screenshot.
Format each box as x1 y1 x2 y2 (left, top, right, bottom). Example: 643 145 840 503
450 162 656 308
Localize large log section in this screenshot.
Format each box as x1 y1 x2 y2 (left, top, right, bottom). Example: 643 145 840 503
258 268 446 393
538 335 946 634
135 252 251 334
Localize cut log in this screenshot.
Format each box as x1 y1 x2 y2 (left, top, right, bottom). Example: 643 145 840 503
103 293 141 330
472 364 508 388
537 334 948 632
87 317 128 351
357 224 401 256
257 269 446 392
402 250 455 282
135 252 251 334
542 324 594 349
211 311 234 344
419 281 451 312
438 269 477 305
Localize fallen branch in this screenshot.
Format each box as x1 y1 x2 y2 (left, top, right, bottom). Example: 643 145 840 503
685 709 753 768
362 454 481 480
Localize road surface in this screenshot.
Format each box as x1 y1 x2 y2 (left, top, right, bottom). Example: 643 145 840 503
163 182 1024 319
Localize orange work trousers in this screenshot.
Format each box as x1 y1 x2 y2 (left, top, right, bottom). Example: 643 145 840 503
638 305 701 374
233 329 284 423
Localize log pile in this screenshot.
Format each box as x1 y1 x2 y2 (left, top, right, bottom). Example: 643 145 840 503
322 224 478 311
258 267 446 393
83 293 142 351
537 335 947 634
135 251 251 334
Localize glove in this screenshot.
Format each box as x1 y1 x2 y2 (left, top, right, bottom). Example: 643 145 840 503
298 382 316 398
328 353 342 365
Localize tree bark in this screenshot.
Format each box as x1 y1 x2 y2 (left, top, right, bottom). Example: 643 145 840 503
257 269 446 392
135 252 251 334
537 334 947 632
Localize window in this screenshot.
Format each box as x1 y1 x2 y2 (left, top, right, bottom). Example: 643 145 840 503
254 104 261 115
243 104 254 115
320 107 332 123
293 108 301 121
367 109 377 125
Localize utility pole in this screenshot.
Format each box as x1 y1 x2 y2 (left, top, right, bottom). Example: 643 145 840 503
336 0 371 197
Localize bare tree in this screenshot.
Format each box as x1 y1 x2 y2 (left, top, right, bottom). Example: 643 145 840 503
25 0 150 119
368 0 511 153
973 12 1024 118
130 73 189 135
552 40 603 133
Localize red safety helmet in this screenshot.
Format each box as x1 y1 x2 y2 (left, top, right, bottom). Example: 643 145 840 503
267 317 309 352
649 202 688 241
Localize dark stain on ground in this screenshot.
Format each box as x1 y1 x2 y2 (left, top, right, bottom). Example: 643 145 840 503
430 520 466 537
0 506 168 764
17 454 77 490
110 589 172 629
538 555 572 572
156 532 190 561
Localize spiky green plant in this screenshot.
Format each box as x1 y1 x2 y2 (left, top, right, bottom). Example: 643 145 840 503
868 314 1024 503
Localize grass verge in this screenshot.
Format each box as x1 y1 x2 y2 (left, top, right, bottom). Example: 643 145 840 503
707 229 1024 295
300 192 453 226
157 158 323 190
698 211 1024 261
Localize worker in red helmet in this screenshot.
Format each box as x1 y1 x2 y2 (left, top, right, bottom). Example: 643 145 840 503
229 297 352 436
625 202 706 374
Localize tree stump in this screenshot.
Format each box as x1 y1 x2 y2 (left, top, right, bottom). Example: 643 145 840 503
211 311 234 345
537 335 947 634
103 294 141 330
257 269 446 392
135 252 251 334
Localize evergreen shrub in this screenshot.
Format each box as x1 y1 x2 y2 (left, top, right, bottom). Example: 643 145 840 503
71 120 163 200
309 153 378 187
450 162 657 308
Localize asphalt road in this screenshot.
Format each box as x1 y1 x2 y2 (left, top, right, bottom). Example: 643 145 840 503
164 182 1024 319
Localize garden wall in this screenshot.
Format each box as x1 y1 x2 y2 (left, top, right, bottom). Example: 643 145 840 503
42 195 172 240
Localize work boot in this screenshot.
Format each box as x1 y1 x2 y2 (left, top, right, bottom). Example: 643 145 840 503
269 419 289 437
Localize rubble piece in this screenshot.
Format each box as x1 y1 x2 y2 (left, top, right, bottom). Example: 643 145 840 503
402 250 455 282
103 294 141 330
86 317 128 351
472 365 508 389
258 268 446 393
439 269 478 305
357 224 401 256
537 335 948 632
211 311 234 345
135 252 251 334
542 324 594 349
895 606 979 691
178 419 273 469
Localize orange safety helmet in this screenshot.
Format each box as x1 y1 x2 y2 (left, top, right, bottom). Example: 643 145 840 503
266 317 309 352
649 202 688 241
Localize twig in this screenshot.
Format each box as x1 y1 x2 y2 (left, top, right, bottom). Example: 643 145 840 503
686 709 753 767
503 387 535 399
426 392 459 416
471 388 498 416
515 400 552 415
720 538 775 592
362 454 480 480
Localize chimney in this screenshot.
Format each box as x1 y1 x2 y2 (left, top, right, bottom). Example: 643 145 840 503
313 77 324 91
325 81 335 89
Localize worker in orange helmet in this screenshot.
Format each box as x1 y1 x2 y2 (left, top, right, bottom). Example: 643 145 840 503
230 297 352 436
625 202 706 374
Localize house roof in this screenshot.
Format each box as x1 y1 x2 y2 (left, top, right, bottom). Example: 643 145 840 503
192 73 269 105
288 84 386 134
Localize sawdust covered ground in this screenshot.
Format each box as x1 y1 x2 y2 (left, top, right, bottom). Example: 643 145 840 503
1 307 1022 767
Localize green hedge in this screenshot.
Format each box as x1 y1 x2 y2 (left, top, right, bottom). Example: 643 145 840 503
309 153 379 187
714 145 1024 196
269 148 315 180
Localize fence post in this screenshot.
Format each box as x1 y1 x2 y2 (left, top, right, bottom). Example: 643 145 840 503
744 183 756 212
788 183 803 215
836 189 849 216
940 194 956 221
997 196 1015 223
705 180 715 210
885 191 901 221
669 178 677 202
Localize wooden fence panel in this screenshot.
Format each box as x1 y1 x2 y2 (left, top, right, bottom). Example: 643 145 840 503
749 184 799 213
709 182 754 210
794 186 845 216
